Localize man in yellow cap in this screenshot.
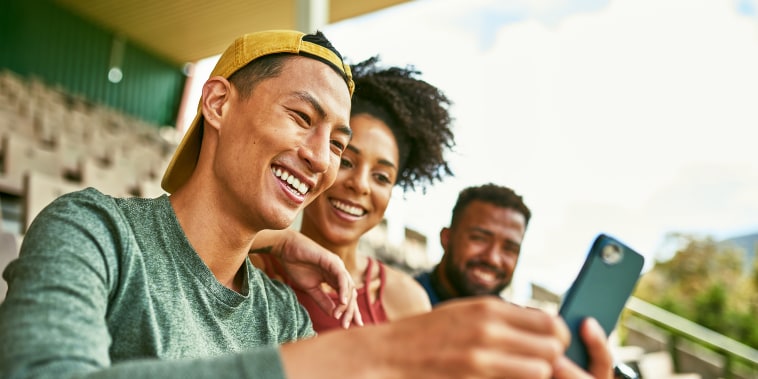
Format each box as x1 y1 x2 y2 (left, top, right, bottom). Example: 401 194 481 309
0 30 614 379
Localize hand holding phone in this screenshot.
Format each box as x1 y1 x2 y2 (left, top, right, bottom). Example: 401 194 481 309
558 233 645 369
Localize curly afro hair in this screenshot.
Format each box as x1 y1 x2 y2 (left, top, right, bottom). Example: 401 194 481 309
349 56 456 193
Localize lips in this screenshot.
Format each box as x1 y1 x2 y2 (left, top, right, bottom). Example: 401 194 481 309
466 263 504 287
272 166 310 195
329 198 367 217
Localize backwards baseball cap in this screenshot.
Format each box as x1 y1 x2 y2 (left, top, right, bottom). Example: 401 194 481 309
161 29 354 193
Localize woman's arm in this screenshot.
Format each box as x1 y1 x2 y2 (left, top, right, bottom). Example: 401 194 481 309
382 265 432 320
251 229 362 328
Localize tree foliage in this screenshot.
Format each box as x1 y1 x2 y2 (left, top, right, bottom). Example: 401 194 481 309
635 232 758 349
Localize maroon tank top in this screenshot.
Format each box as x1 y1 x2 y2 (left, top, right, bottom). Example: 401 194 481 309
257 255 389 333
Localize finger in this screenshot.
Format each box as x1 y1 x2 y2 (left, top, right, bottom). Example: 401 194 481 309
303 287 337 317
318 255 352 306
332 293 349 321
453 300 565 363
552 356 594 379
498 319 566 363
554 315 571 348
339 288 361 329
353 300 363 326
350 288 362 327
501 303 571 347
484 350 554 379
581 318 614 378
332 286 351 321
337 275 350 306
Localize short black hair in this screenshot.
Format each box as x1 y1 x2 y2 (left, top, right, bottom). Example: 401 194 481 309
302 31 351 88
450 183 531 228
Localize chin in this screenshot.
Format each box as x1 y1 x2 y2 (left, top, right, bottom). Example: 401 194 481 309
265 210 298 231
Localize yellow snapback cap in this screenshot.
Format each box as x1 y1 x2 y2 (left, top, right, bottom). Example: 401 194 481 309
161 30 354 193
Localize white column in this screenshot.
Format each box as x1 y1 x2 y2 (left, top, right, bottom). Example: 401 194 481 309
296 0 330 33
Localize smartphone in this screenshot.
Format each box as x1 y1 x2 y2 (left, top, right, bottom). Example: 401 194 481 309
558 233 645 369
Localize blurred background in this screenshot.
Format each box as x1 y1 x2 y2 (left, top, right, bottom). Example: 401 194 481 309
184 0 758 301
1 1 757 378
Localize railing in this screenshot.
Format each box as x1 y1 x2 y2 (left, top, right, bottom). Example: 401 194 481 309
625 296 758 379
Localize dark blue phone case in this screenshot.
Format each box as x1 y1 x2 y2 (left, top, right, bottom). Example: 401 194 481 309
558 233 645 369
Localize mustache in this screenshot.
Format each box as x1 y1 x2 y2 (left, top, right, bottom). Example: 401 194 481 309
465 261 506 278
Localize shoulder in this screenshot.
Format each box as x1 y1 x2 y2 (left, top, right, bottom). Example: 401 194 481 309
35 187 135 230
382 265 428 299
26 188 123 243
48 187 115 211
29 188 159 244
21 188 157 277
379 262 432 319
414 270 431 284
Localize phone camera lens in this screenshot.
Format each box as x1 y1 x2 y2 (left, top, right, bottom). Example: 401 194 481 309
601 243 623 265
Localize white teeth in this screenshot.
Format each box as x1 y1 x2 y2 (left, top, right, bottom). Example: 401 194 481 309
287 176 299 190
472 267 497 283
272 167 310 195
330 199 364 216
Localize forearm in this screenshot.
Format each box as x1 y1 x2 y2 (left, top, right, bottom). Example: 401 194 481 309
280 298 576 379
250 229 291 255
1 348 286 379
84 348 286 379
280 328 386 379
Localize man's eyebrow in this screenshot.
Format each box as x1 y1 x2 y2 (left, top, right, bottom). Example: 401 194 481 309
337 124 352 140
294 91 326 119
469 226 494 237
294 91 351 139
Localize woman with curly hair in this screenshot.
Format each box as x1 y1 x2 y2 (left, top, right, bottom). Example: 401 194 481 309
252 56 456 331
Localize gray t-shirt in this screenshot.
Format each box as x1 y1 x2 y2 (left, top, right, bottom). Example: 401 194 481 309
0 188 315 379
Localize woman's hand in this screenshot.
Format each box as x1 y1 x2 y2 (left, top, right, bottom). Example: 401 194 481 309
250 229 363 329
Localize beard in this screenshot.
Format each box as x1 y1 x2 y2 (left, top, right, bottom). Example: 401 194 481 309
442 254 511 298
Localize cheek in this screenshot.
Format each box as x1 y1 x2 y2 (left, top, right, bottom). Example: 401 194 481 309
505 254 520 270
316 157 341 192
309 195 331 218
329 155 344 179
332 161 350 183
456 242 484 264
372 187 392 212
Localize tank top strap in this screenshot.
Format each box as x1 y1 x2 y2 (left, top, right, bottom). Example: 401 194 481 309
364 257 387 304
375 257 386 303
363 256 374 287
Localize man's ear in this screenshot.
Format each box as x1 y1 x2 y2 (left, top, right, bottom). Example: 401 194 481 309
439 227 450 249
200 76 232 131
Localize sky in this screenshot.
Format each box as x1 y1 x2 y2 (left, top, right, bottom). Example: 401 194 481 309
183 0 758 301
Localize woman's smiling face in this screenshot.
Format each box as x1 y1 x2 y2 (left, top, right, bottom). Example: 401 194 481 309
301 113 399 247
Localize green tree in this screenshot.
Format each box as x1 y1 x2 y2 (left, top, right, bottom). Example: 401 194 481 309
636 232 756 348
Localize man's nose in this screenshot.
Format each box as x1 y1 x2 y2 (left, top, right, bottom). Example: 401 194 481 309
300 130 330 173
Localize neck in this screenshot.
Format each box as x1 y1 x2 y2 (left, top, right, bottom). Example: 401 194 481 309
300 215 361 264
299 219 366 282
430 264 458 302
169 185 255 292
314 233 363 276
